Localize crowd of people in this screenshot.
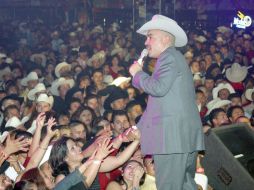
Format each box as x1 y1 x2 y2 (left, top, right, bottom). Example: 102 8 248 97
0 13 254 190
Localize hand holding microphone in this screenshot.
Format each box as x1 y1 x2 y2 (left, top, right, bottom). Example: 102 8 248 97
129 49 148 76
137 49 148 67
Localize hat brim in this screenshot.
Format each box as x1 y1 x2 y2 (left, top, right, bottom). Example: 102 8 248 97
137 18 187 47
225 68 248 83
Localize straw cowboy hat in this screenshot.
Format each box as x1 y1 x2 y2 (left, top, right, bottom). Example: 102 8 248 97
206 98 231 115
50 78 75 96
20 72 39 86
212 83 235 99
137 14 188 47
55 62 71 78
110 77 131 87
245 88 254 101
225 63 248 83
36 93 54 108
30 53 47 67
87 51 106 66
27 83 46 101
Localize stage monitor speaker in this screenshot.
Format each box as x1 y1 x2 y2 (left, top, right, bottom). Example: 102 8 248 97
201 123 254 190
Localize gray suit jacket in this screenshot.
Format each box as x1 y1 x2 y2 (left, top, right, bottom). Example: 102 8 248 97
133 47 205 154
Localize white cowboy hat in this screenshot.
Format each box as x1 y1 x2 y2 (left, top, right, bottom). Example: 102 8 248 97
91 25 103 34
0 67 11 80
111 77 131 87
111 48 124 56
36 93 54 108
225 63 248 83
50 78 75 96
55 62 71 78
212 83 235 99
5 58 13 64
30 53 47 67
103 75 114 84
87 51 106 66
206 98 231 115
245 88 254 101
216 26 232 33
137 14 188 47
0 53 7 59
195 36 207 43
5 116 24 128
20 72 39 86
27 83 46 101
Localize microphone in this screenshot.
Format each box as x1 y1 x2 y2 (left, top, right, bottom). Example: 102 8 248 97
137 49 148 66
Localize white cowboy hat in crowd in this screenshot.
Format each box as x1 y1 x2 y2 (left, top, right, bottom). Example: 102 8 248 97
5 58 13 64
87 51 106 66
225 63 248 83
36 93 54 108
50 78 74 96
111 77 131 87
30 53 47 67
55 62 71 78
103 75 114 84
206 98 231 115
111 47 124 56
195 36 207 43
20 72 39 86
245 88 254 101
0 53 7 59
137 14 188 47
0 67 11 80
212 83 235 99
5 116 24 128
27 83 46 101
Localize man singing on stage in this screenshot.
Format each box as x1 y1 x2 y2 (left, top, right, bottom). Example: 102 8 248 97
129 15 205 190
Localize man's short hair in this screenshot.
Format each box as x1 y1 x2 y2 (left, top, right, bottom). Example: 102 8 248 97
209 108 226 126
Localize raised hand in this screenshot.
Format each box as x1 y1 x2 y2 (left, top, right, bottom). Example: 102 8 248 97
94 138 114 161
132 164 145 184
46 117 58 138
36 112 46 129
4 135 29 155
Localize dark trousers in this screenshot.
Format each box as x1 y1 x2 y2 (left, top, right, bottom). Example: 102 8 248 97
154 152 198 190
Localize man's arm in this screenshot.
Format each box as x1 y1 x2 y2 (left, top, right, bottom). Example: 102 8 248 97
132 55 179 97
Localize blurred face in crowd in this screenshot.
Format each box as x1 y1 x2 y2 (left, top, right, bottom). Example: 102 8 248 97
27 80 39 90
92 71 103 85
212 111 229 127
218 89 230 100
79 109 93 126
111 98 126 110
71 123 86 140
36 102 51 113
127 87 136 100
230 108 244 123
65 139 84 163
190 61 200 74
112 115 129 135
204 79 215 91
127 104 143 122
230 97 242 106
58 84 71 98
145 30 171 58
196 92 206 108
